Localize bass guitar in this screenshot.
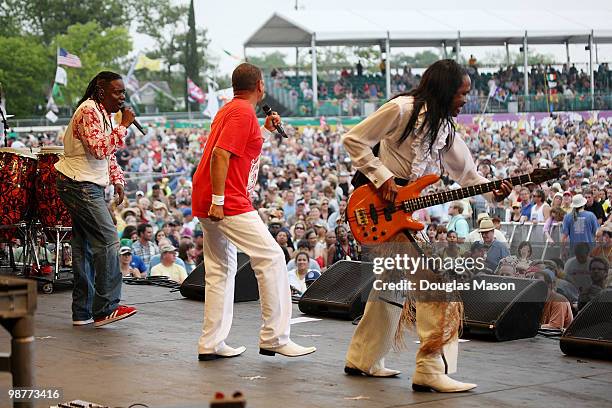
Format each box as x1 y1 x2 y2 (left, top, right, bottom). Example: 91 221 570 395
347 168 560 245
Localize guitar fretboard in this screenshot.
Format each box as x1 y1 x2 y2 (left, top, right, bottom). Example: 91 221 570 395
401 174 532 212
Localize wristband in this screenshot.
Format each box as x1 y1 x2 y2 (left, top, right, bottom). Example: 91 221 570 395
212 194 225 206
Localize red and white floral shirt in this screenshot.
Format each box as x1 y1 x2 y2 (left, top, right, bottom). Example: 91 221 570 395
71 101 127 185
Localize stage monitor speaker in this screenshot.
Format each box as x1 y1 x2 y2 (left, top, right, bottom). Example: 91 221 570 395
298 260 374 320
180 252 259 302
560 289 612 360
461 275 548 341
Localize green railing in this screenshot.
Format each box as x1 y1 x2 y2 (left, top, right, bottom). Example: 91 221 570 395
7 93 611 131
302 93 612 117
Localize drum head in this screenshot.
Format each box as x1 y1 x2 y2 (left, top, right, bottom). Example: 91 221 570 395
0 147 37 160
39 146 65 155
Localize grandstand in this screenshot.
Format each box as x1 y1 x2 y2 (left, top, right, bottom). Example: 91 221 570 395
247 9 612 116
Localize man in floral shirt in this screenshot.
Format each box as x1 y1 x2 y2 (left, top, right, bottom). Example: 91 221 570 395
55 71 138 328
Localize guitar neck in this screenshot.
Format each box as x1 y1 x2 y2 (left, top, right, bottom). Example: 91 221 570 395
404 174 532 212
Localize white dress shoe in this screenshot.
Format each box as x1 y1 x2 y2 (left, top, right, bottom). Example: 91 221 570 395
344 365 401 377
259 340 316 357
73 318 94 326
199 344 246 361
412 372 477 392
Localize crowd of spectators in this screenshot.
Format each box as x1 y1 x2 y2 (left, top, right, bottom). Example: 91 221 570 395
2 90 611 332
269 61 612 115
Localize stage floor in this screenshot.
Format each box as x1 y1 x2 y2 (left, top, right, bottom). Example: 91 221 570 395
1 284 611 408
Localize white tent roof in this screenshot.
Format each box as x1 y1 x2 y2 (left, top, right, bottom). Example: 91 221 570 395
244 9 612 48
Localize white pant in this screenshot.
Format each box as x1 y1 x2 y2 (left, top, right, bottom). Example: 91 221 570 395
198 211 291 353
346 289 459 375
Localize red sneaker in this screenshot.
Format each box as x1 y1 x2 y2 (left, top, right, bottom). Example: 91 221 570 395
94 305 137 327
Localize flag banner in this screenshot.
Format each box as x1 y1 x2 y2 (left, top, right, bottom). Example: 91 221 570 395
134 54 162 71
0 82 5 114
203 79 221 120
58 48 82 68
52 83 65 105
45 110 58 123
123 75 140 93
55 66 68 85
216 87 234 102
223 49 242 60
488 83 497 98
187 78 205 104
46 95 58 113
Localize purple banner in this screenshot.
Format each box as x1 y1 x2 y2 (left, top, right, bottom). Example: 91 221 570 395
456 110 612 127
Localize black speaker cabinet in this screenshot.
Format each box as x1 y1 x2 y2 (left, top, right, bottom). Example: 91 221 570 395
560 289 612 360
298 260 375 320
461 275 548 341
180 252 259 302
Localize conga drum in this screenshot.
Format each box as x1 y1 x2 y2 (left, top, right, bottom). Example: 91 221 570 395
35 146 72 229
0 148 37 241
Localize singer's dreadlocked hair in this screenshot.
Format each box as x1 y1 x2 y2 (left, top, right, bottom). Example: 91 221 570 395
391 59 467 155
77 71 122 108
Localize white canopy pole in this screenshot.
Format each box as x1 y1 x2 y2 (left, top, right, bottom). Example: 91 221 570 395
441 41 447 59
505 42 510 66
386 31 391 99
311 33 318 116
589 30 594 110
456 31 461 62
523 31 529 100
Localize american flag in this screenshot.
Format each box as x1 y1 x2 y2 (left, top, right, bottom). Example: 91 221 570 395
57 48 82 68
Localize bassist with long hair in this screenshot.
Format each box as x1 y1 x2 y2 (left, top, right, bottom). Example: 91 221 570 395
342 59 512 392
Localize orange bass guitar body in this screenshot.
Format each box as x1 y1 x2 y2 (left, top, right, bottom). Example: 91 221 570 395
346 174 440 245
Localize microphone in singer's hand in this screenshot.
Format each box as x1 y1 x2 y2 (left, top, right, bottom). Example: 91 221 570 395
120 105 146 135
262 104 288 138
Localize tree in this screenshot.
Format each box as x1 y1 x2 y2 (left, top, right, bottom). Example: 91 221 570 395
184 0 199 109
132 0 211 99
392 50 441 68
516 51 556 66
480 50 555 67
4 0 129 44
52 22 132 107
0 0 27 37
0 36 54 117
247 52 288 70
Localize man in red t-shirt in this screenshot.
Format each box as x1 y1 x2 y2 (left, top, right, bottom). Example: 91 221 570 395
192 63 316 361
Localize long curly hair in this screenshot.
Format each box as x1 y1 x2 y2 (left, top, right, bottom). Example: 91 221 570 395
392 59 467 154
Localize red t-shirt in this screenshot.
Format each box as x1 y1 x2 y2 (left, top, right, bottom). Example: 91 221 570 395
192 98 263 218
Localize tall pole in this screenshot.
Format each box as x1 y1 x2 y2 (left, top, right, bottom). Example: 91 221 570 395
505 42 510 66
523 31 529 99
442 41 447 59
385 31 391 99
589 30 595 110
456 31 461 62
311 33 318 116
565 41 570 67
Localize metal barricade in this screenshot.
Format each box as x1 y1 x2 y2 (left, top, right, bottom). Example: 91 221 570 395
500 221 564 260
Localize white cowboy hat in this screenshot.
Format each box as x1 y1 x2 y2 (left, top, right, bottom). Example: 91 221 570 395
570 194 587 209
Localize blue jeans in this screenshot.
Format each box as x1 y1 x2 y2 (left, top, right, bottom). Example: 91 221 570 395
56 175 122 320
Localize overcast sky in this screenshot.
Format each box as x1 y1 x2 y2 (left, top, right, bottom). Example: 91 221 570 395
133 0 612 76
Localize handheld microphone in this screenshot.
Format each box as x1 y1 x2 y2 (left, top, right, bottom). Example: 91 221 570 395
120 104 145 135
262 104 288 138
